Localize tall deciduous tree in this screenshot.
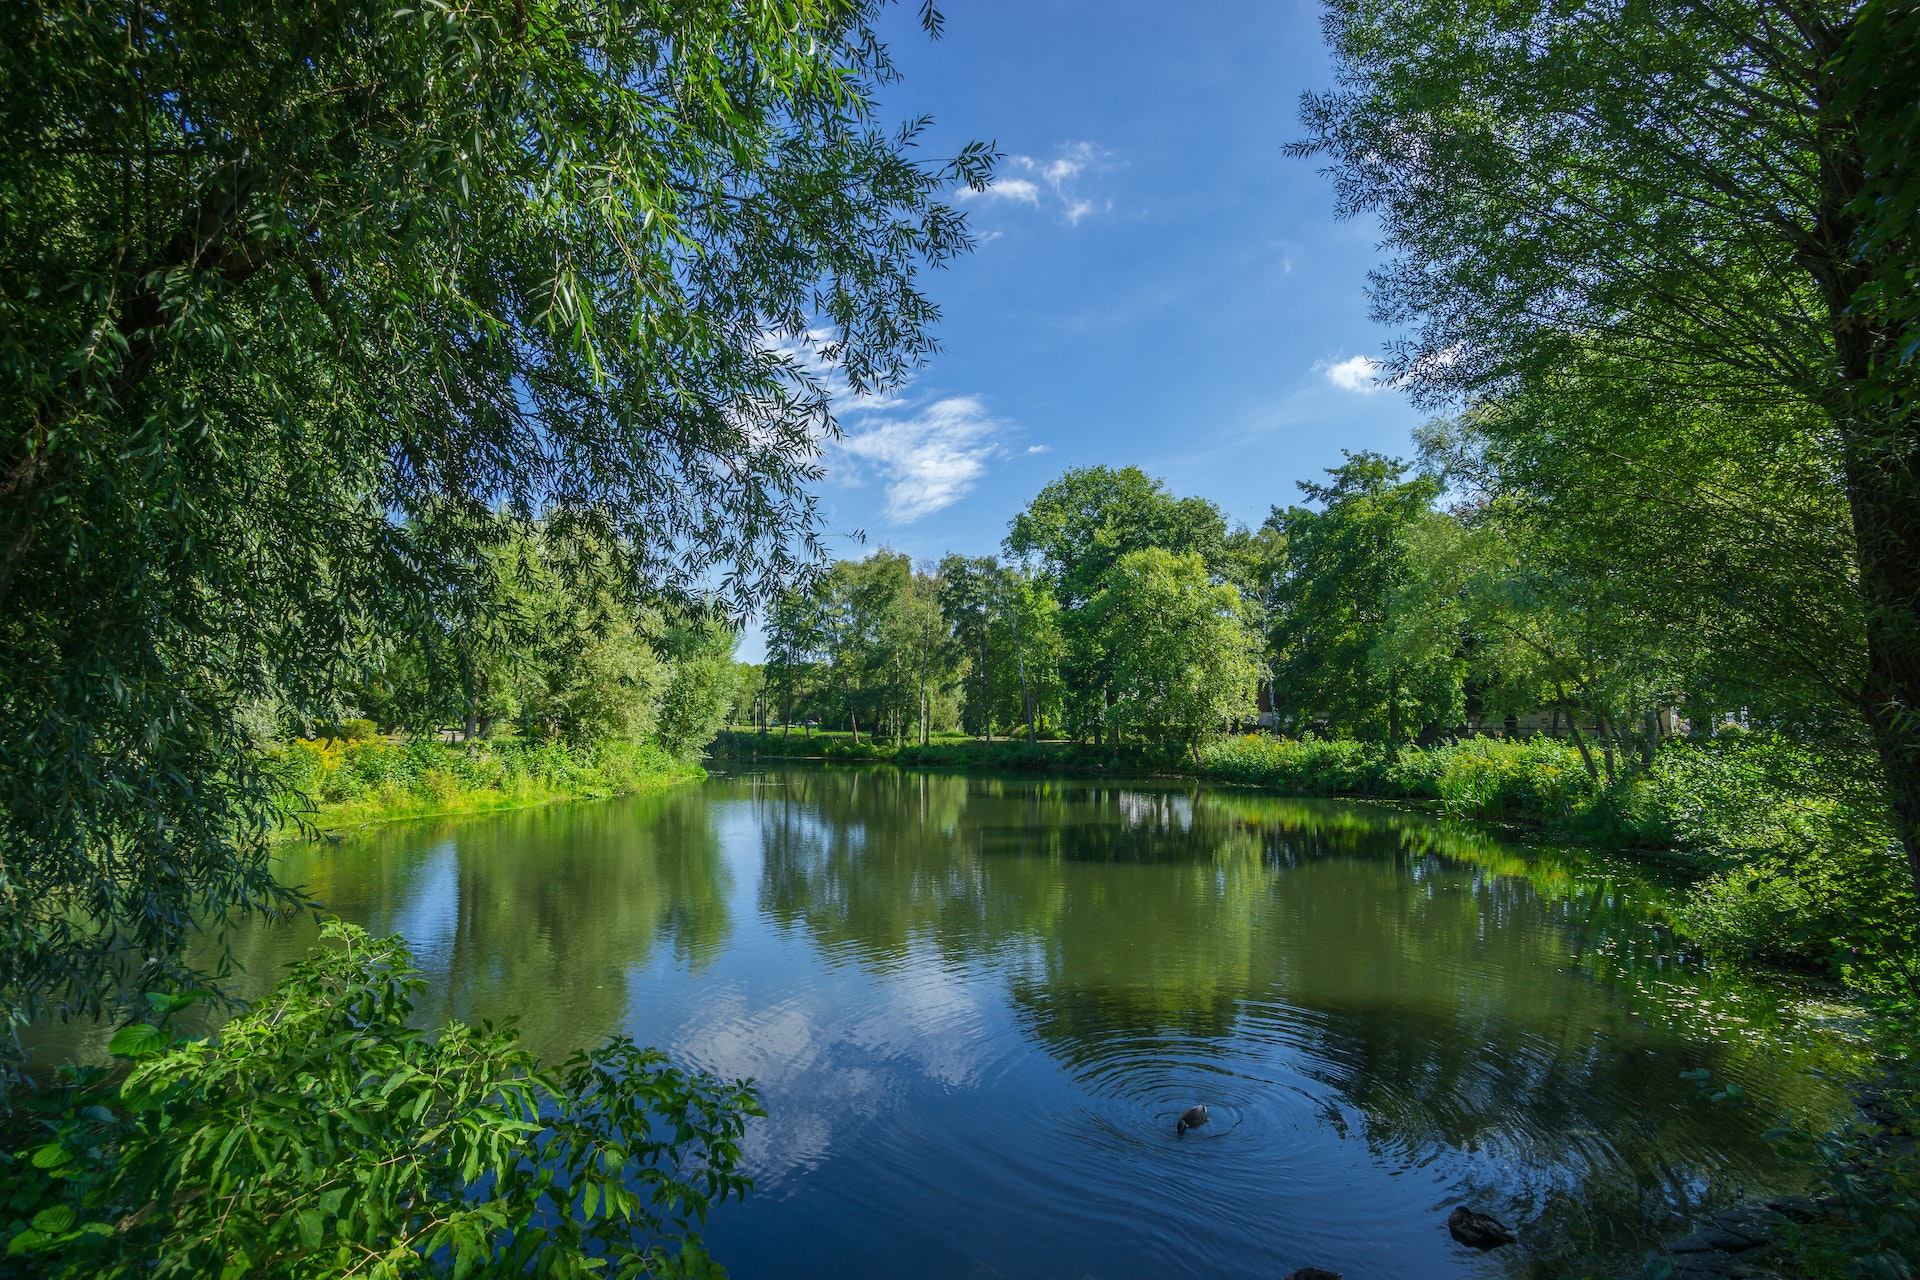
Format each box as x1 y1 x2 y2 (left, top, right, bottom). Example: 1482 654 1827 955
1267 453 1452 743
1088 549 1260 751
0 0 988 1035
938 555 1004 739
1005 466 1229 741
1293 0 1920 884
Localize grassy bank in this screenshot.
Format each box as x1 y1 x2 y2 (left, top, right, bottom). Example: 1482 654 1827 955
269 736 702 832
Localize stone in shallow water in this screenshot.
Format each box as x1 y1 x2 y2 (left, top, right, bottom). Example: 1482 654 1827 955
1709 1215 1775 1247
1695 1227 1765 1252
1766 1195 1821 1220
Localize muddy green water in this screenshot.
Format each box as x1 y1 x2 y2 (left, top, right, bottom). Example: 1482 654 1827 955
36 767 1864 1278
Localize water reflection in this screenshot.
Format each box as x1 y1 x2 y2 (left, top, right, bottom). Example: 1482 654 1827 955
741 769 1860 1275
24 766 1865 1279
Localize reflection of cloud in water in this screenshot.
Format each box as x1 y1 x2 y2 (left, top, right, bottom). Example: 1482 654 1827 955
669 947 991 1188
672 991 873 1187
847 950 989 1089
375 840 459 973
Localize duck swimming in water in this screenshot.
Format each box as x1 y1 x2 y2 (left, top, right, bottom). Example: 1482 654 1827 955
1176 1105 1209 1136
1447 1206 1516 1249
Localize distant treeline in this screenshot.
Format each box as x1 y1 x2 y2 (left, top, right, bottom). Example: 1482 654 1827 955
735 452 1841 791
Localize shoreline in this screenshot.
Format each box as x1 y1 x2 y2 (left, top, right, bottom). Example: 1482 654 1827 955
276 768 704 838
707 730 1687 853
267 736 706 840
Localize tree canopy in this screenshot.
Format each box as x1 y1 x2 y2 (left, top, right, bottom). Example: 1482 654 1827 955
1295 0 1920 887
0 0 988 1034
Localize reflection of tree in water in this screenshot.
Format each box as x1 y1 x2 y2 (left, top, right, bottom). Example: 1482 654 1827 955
749 767 1863 1278
232 788 734 1063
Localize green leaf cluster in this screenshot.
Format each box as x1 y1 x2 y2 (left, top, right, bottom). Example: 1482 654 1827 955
2 922 761 1278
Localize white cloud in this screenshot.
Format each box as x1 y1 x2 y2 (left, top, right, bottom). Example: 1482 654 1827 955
1025 444 1051 454
834 396 1006 522
957 177 1041 205
965 141 1116 226
1315 354 1385 394
1062 198 1109 225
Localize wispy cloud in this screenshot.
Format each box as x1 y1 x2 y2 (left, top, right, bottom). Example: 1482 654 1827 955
962 177 1041 206
1315 354 1384 394
958 141 1115 225
834 397 1007 522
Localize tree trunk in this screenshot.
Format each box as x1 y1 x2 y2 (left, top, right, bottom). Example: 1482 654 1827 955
1009 600 1036 744
850 710 859 746
1386 671 1402 758
1556 683 1601 783
1843 448 1920 901
1806 48 1920 902
1595 711 1617 786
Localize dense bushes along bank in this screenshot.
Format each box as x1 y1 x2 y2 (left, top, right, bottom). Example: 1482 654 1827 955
713 729 1910 989
270 735 702 832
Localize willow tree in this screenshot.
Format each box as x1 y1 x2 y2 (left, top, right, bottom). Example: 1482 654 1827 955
0 0 988 1036
1295 0 1920 885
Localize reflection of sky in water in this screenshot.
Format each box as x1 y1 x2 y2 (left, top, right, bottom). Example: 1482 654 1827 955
670 943 999 1190
374 839 459 975
674 790 1001 1190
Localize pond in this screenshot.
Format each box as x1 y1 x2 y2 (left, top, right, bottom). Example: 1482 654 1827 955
37 767 1864 1278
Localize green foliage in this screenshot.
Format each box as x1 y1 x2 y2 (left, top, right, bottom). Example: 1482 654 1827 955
1005 465 1231 611
1089 549 1260 749
937 556 1062 740
316 718 382 744
1006 466 1235 740
1 923 761 1277
1650 739 1917 990
1265 453 1454 743
770 551 963 744
1293 0 1920 886
270 736 696 827
1 0 985 1036
656 621 744 761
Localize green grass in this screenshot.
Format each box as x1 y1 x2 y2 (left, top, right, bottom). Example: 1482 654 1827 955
267 736 702 833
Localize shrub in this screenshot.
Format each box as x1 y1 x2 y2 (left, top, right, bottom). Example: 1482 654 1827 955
317 717 381 743
1423 736 1593 819
265 737 695 825
1195 735 1390 795
2 924 760 1278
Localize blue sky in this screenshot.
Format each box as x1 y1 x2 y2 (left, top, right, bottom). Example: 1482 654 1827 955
747 1 1422 655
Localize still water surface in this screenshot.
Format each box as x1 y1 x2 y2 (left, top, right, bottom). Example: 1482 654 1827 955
52 768 1866 1278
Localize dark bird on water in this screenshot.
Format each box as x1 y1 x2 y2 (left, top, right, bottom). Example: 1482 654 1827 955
1283 1270 1343 1280
1448 1207 1516 1250
1176 1105 1209 1136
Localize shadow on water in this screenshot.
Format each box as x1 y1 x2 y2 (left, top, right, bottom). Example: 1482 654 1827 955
25 764 1865 1279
